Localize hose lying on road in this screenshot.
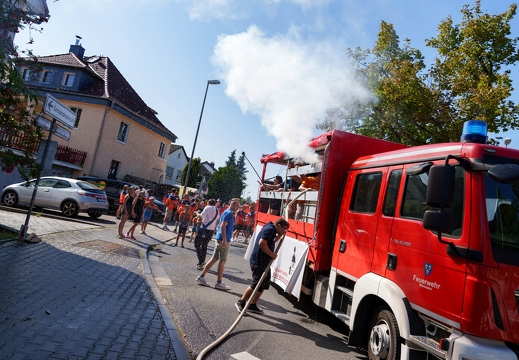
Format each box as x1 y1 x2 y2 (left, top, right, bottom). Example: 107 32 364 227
196 234 287 360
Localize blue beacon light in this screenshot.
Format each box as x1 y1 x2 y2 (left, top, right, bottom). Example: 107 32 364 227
460 120 487 144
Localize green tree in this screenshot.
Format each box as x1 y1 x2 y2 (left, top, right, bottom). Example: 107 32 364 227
206 165 243 202
225 150 237 168
427 0 519 141
1 0 47 179
318 1 519 145
181 157 202 188
236 151 248 182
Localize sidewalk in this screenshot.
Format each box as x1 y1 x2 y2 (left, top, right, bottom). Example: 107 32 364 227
0 208 191 360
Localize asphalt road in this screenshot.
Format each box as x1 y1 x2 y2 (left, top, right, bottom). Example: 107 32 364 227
155 235 368 360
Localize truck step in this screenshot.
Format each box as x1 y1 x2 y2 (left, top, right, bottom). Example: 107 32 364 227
408 335 446 359
336 285 353 298
331 310 350 326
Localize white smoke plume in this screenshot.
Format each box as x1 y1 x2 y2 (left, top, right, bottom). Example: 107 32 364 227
212 25 372 163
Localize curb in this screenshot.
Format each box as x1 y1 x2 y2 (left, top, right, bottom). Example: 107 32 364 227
144 248 192 360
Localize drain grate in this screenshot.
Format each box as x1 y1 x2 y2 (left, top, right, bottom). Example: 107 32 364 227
74 240 141 258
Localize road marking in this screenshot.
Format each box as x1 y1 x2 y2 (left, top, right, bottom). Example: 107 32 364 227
231 352 261 360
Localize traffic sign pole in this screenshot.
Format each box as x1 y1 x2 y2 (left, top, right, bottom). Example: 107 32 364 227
19 118 56 242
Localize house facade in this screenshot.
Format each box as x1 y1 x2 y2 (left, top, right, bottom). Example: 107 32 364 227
164 144 188 188
17 39 177 184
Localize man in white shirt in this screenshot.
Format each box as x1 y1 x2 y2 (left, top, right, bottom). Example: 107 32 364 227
195 199 220 269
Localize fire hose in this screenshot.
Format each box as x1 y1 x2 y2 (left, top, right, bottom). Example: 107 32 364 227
196 233 287 360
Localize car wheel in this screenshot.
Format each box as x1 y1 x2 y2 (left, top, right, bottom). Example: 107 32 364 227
368 307 400 360
2 191 18 207
61 200 79 217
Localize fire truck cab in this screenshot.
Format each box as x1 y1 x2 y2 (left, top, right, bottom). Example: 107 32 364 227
255 124 519 360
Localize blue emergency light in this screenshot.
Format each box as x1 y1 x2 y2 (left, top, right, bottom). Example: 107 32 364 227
460 120 487 144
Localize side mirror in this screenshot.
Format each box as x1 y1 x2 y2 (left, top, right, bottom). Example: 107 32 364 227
423 210 451 233
426 165 455 208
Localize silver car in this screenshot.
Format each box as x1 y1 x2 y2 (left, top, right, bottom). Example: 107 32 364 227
1 177 109 219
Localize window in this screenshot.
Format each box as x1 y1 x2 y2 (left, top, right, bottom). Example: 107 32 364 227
176 173 182 182
41 70 53 84
350 172 382 213
165 166 174 180
158 142 166 159
178 152 181 158
71 108 82 128
62 72 75 87
383 170 402 216
108 160 120 180
54 180 72 189
22 68 32 81
401 166 464 235
117 122 129 143
401 172 429 220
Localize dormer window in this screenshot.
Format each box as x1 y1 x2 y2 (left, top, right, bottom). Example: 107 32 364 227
41 70 53 84
22 68 32 81
62 72 75 87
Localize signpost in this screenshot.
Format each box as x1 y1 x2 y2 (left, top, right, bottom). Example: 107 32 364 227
36 115 71 141
19 96 76 241
43 94 76 129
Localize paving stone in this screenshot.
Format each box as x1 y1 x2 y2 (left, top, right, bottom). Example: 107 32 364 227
0 210 182 360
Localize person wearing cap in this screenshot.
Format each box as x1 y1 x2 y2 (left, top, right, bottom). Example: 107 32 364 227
140 196 158 235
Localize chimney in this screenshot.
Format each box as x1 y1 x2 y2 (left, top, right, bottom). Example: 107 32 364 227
69 35 85 58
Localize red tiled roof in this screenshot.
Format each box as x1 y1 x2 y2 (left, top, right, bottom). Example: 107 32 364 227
36 52 175 140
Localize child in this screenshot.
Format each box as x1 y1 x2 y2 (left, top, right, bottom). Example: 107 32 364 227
189 214 202 242
141 196 158 235
174 205 190 248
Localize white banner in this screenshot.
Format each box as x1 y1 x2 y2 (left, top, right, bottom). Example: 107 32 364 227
245 225 309 299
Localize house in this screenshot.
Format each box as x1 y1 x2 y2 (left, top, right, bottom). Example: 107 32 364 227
164 144 188 188
16 38 177 183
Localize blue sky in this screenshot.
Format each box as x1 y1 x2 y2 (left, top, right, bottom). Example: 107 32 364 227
16 0 519 197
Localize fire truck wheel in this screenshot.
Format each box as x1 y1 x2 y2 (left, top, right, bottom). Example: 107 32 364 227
368 307 401 360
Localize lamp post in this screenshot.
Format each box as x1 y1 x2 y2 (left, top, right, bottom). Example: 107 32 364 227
182 80 220 197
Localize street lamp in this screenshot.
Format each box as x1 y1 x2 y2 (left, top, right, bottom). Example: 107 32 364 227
182 80 220 197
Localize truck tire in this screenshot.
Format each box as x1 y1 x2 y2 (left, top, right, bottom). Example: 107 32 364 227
368 307 401 360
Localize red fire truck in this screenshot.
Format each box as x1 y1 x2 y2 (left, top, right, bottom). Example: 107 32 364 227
254 123 519 360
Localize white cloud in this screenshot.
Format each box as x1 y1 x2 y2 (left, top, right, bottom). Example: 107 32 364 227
212 25 372 162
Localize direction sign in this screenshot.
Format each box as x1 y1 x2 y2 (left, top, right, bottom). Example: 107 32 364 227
43 94 76 129
53 124 71 141
35 115 52 131
35 115 71 141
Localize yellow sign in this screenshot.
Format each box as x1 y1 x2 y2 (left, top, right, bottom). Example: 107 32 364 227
96 181 106 190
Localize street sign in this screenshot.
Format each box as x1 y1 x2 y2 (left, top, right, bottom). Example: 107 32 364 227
35 115 71 141
53 124 71 141
43 94 76 129
35 115 52 131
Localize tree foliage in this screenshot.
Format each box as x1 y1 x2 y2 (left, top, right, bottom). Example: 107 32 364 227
318 1 519 145
181 157 202 188
206 150 247 201
206 165 243 202
1 0 47 179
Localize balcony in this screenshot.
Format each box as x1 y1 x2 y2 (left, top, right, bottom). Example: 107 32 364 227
0 129 87 167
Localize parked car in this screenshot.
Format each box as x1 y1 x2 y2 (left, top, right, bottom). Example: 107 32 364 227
1 177 109 219
77 176 165 222
77 176 133 213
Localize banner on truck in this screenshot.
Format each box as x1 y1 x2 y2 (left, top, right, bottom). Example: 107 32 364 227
245 225 309 299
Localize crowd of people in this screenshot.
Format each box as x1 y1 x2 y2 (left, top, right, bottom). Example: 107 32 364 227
116 184 292 315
